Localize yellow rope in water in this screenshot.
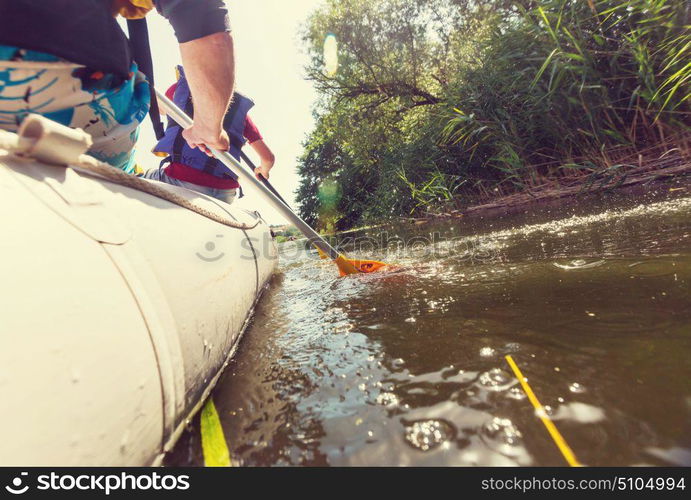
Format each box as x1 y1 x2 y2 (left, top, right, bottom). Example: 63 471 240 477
200 399 232 467
505 355 582 467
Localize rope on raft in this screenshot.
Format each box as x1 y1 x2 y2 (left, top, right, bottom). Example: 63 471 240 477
0 129 259 231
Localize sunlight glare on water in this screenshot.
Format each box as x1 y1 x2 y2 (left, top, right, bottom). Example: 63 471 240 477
169 190 691 466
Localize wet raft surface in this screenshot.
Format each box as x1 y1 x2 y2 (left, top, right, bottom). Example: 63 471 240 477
169 189 691 466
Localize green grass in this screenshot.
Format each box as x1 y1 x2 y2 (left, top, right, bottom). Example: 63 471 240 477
297 0 691 229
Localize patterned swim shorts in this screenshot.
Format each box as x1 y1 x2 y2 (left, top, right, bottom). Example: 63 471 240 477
0 45 150 173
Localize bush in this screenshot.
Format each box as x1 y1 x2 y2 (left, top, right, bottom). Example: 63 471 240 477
297 0 690 229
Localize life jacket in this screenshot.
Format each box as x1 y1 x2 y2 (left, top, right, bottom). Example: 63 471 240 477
153 66 254 181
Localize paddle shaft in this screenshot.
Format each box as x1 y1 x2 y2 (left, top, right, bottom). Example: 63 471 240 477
155 89 340 260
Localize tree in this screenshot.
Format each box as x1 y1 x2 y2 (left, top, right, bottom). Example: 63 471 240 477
297 0 691 229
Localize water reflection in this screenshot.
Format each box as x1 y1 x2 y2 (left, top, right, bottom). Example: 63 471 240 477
168 191 691 466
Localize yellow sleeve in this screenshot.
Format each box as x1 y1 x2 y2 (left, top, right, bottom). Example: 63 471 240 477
112 0 155 19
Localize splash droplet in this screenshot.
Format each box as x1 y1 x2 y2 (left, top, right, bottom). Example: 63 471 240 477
391 358 405 370
504 342 521 353
479 347 496 357
507 386 527 400
478 368 516 392
481 417 524 456
404 420 454 451
569 382 586 393
376 392 399 407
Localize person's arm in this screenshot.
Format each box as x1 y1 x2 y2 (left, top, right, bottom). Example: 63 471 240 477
179 33 234 154
156 0 234 154
250 139 276 180
243 116 275 179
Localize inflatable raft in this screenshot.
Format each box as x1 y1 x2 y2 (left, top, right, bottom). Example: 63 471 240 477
0 116 277 466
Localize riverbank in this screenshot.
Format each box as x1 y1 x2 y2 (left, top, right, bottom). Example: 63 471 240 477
308 135 691 238
312 165 689 241
409 136 691 223
297 1 690 231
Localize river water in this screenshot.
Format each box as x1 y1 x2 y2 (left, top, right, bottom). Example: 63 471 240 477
170 186 691 466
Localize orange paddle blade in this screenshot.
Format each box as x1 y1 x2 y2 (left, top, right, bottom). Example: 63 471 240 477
335 255 387 277
316 247 329 260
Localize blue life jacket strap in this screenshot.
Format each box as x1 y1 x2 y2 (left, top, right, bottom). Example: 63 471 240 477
127 18 165 140
171 126 186 164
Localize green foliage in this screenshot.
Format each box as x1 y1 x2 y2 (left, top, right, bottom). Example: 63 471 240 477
274 225 302 243
296 0 691 229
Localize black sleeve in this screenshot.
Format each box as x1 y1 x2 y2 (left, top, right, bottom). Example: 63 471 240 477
155 0 231 43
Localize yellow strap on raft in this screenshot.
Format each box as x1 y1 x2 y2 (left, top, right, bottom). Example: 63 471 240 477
200 398 232 467
112 0 155 19
505 355 582 467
